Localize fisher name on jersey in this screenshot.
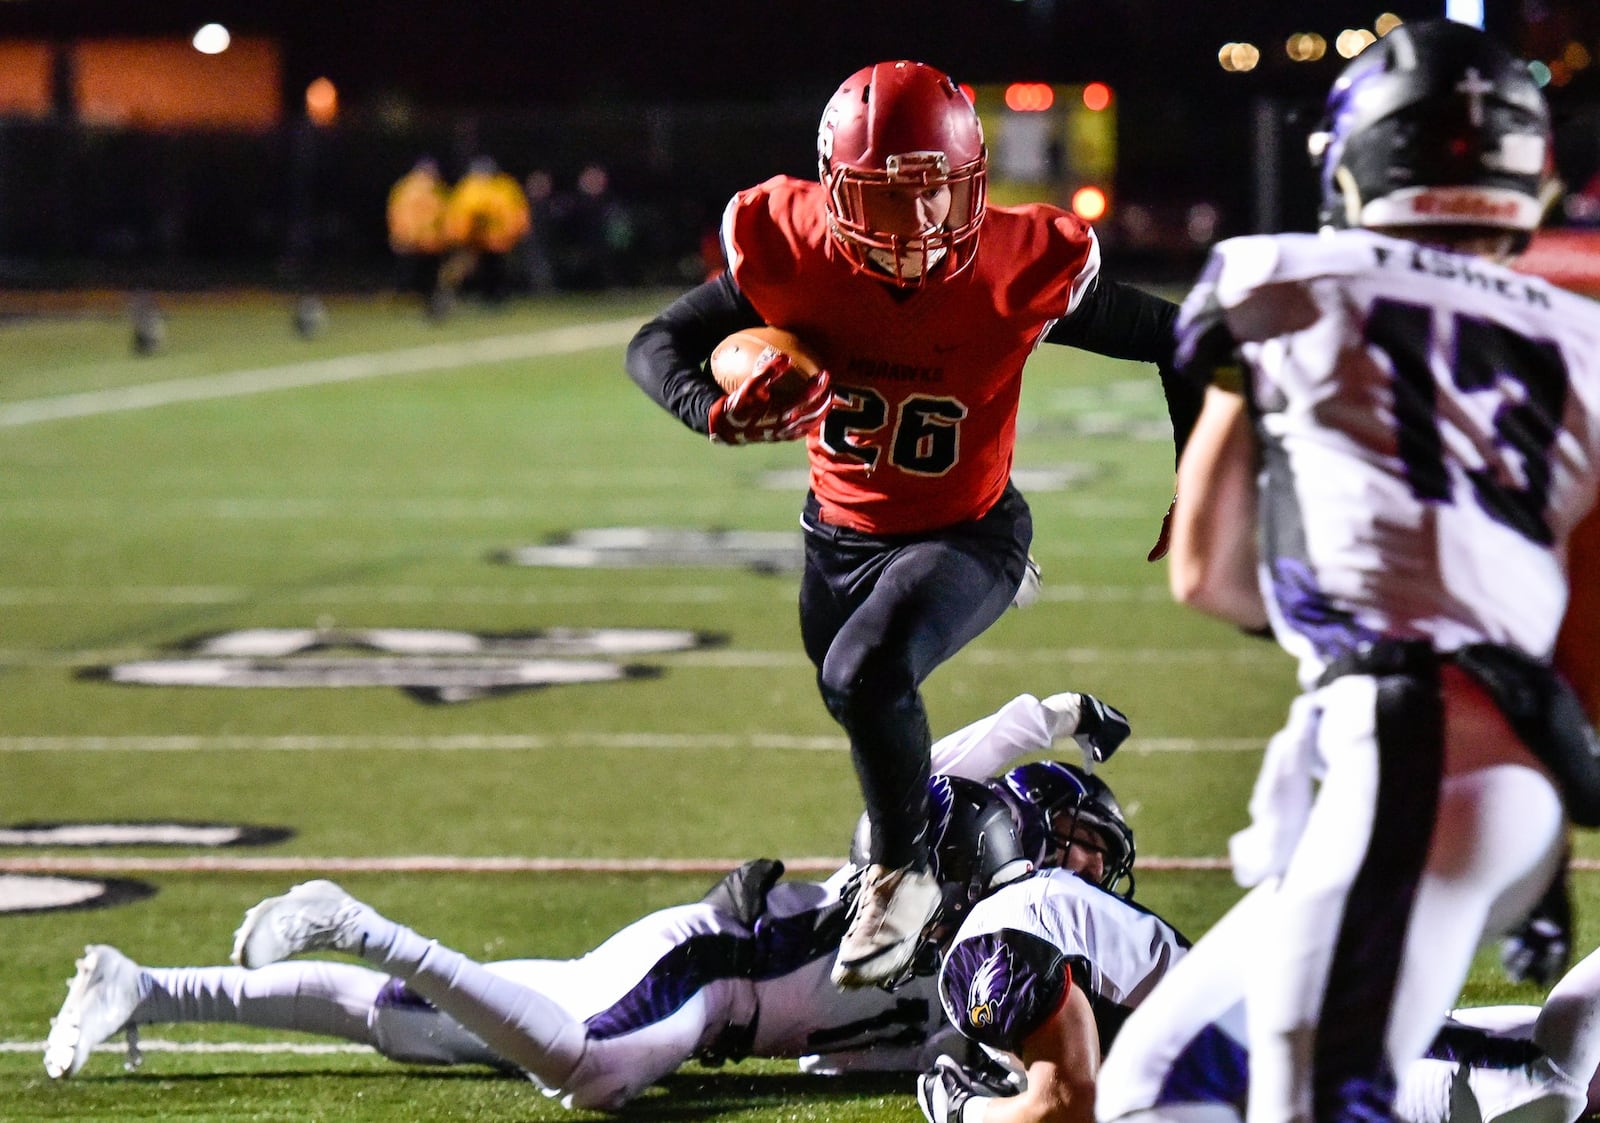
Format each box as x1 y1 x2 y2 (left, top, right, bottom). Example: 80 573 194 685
1175 228 1600 686
722 175 1100 535
936 869 1189 1056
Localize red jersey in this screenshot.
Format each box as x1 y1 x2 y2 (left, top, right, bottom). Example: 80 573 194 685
723 175 1099 535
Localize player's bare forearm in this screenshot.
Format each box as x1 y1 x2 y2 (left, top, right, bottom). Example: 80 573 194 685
1169 387 1268 630
987 986 1099 1123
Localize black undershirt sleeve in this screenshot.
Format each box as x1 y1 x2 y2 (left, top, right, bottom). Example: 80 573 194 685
624 273 764 435
1043 276 1203 465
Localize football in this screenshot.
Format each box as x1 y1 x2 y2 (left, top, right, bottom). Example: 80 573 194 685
708 325 823 400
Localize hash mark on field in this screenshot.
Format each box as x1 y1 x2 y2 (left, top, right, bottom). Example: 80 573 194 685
0 733 1267 753
0 319 640 427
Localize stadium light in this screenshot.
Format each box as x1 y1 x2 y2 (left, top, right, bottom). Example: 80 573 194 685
1004 83 1054 112
1336 29 1377 58
1071 185 1108 222
192 23 231 54
306 77 338 125
1286 33 1327 62
1445 0 1484 29
1218 42 1261 73
1082 82 1112 111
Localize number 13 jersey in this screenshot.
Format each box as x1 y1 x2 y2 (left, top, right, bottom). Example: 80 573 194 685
1176 227 1600 684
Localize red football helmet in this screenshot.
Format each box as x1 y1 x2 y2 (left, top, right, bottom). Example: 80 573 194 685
817 61 987 287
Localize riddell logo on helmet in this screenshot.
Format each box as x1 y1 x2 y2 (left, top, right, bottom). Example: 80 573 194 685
1413 194 1521 219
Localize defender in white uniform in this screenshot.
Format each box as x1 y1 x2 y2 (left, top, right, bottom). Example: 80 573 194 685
43 690 1127 1108
920 868 1600 1123
1098 21 1600 1123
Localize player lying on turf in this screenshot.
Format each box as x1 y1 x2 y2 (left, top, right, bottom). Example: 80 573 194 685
44 689 1129 1109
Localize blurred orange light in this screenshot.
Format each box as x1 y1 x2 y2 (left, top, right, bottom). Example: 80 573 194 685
306 76 337 125
1220 42 1261 72
959 83 977 105
1337 29 1377 59
1005 82 1054 112
1082 82 1112 111
1072 186 1108 222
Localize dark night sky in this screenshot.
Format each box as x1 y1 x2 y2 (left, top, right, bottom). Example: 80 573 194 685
4 0 1595 234
0 0 1558 109
0 1 1595 271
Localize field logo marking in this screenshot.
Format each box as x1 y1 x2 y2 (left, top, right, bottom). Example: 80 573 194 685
0 874 155 915
0 821 293 848
80 626 720 704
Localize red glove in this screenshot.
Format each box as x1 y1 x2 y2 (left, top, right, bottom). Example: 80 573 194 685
709 349 833 445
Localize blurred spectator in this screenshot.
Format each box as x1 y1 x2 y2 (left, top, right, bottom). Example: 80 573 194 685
514 169 557 293
385 157 450 313
556 163 633 289
442 155 531 305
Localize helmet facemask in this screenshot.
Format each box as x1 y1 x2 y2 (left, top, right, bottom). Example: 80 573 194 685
822 150 986 287
1050 802 1136 899
995 760 1137 898
816 61 988 288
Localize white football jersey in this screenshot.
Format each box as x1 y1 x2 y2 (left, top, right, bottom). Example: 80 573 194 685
1176 228 1600 685
937 869 1189 1056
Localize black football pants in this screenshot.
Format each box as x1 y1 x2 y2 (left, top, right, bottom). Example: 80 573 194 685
799 484 1032 870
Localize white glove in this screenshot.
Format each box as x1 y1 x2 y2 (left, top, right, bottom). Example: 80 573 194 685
917 1054 1000 1123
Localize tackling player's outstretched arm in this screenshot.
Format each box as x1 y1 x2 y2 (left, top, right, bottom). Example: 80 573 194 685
927 693 1131 781
1009 984 1101 1123
918 983 1100 1123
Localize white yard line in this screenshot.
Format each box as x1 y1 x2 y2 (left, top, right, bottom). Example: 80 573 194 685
0 1039 371 1055
0 319 640 427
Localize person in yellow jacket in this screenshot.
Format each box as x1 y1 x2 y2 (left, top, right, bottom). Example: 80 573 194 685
386 157 450 313
441 155 532 304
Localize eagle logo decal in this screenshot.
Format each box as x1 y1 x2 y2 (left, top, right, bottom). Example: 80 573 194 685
966 943 1012 1029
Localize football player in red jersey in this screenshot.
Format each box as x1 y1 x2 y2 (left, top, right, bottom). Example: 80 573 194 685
626 60 1197 988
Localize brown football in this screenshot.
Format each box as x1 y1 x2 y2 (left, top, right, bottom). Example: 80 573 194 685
709 325 823 400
